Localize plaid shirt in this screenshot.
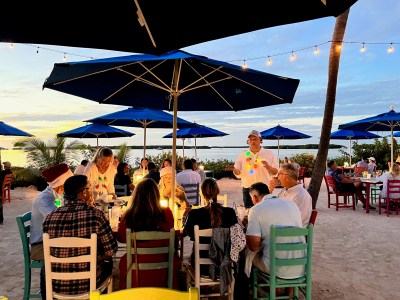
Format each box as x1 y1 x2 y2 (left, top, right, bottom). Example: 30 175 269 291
43 199 118 295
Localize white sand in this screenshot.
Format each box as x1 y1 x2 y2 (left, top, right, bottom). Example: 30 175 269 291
1 179 399 299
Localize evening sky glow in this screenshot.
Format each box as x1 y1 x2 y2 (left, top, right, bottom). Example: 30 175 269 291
0 0 399 150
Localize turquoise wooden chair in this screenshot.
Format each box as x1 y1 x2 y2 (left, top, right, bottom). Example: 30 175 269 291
16 211 44 299
251 224 313 300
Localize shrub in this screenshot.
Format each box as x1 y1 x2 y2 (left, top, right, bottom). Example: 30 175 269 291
12 167 47 191
290 153 315 177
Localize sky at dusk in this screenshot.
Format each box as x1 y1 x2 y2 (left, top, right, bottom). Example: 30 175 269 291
1 0 399 151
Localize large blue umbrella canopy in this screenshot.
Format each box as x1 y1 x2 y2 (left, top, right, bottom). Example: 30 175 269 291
86 107 195 158
260 124 311 163
0 121 33 166
57 123 135 147
338 106 400 163
43 49 300 213
330 129 381 165
0 0 357 55
163 125 228 159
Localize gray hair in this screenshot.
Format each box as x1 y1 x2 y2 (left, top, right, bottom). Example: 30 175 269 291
280 163 299 180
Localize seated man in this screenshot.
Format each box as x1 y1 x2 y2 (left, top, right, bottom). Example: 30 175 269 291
269 163 312 227
176 159 201 186
246 185 305 280
327 160 375 210
144 161 161 184
41 175 118 299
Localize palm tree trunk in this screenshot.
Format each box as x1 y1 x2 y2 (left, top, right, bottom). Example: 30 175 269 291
308 9 350 209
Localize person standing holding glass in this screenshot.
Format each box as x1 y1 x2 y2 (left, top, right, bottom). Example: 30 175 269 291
233 130 278 208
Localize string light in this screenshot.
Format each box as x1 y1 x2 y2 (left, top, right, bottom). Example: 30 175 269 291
242 60 247 69
36 47 39 54
266 56 272 66
313 46 319 55
388 43 394 53
63 53 67 62
9 43 14 49
360 42 366 52
289 51 296 61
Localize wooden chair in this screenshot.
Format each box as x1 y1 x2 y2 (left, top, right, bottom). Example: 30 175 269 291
251 224 313 300
298 167 306 188
90 287 199 300
323 175 356 211
186 225 234 300
126 228 175 289
114 184 128 197
2 174 13 203
43 233 113 299
16 211 44 300
378 179 400 217
217 193 228 207
181 183 200 206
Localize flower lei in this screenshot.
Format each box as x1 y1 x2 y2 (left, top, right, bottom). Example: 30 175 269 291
95 176 108 194
245 151 263 175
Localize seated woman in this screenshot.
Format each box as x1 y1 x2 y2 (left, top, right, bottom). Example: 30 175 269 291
376 163 400 199
114 162 135 196
116 178 179 289
133 157 149 178
159 166 189 209
183 178 238 240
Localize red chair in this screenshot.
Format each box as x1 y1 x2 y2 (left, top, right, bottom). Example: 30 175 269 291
323 175 356 211
378 179 400 217
2 174 13 203
298 167 306 188
308 210 318 225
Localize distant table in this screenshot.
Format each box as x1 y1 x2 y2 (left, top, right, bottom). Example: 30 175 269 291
204 170 215 178
359 178 382 213
337 166 354 174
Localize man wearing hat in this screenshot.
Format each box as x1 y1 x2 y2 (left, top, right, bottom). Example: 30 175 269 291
0 161 12 225
233 130 278 208
30 163 73 260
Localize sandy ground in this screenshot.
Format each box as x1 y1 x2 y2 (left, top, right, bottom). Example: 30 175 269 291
1 178 399 299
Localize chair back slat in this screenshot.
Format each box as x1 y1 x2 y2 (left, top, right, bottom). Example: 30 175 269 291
181 183 200 206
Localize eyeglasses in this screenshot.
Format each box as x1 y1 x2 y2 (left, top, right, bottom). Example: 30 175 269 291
278 172 290 177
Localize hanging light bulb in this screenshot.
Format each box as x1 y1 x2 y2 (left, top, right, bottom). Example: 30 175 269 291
37 47 39 54
266 56 272 66
63 53 67 62
313 46 319 55
387 43 394 53
242 60 247 69
9 43 14 49
289 51 296 61
360 42 366 53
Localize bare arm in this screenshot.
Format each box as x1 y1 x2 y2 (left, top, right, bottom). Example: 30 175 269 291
246 235 262 252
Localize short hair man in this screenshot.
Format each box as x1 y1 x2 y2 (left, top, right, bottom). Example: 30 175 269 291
246 191 305 279
144 161 161 184
269 163 312 227
176 159 201 186
41 175 118 298
74 159 88 175
30 163 73 260
327 160 375 210
233 130 278 209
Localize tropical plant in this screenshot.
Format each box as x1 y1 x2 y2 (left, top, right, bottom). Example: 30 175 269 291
13 136 86 170
308 9 350 209
113 143 133 164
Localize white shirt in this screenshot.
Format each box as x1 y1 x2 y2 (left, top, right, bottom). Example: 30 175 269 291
278 184 312 227
74 164 86 175
246 196 305 279
176 169 201 186
376 172 400 198
83 162 116 196
234 148 278 188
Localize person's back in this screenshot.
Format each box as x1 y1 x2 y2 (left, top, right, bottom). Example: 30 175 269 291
377 164 400 198
176 159 201 186
144 161 161 184
74 159 88 175
246 196 304 279
356 157 368 168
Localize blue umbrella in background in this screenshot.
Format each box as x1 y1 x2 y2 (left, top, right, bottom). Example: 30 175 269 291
330 129 381 165
86 107 195 158
163 125 228 159
339 106 400 164
57 123 135 147
0 121 33 166
43 49 300 216
260 124 311 164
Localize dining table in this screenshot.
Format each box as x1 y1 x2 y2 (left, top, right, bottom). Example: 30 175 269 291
359 177 382 213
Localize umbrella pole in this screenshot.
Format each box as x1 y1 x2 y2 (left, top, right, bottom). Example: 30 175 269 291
195 137 197 160
182 139 185 158
143 125 147 177
391 127 394 164
349 138 352 166
277 138 280 166
170 89 179 227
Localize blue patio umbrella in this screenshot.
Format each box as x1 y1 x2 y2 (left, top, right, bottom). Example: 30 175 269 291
0 121 33 166
330 129 381 165
86 107 195 158
260 124 311 164
57 123 135 147
338 106 400 164
163 125 228 159
43 49 300 213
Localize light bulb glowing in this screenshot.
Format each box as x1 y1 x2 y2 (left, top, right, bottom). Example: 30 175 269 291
388 44 394 53
9 43 14 49
63 53 67 62
336 44 342 51
313 46 319 55
360 43 366 52
242 60 247 69
267 57 272 66
290 52 296 61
